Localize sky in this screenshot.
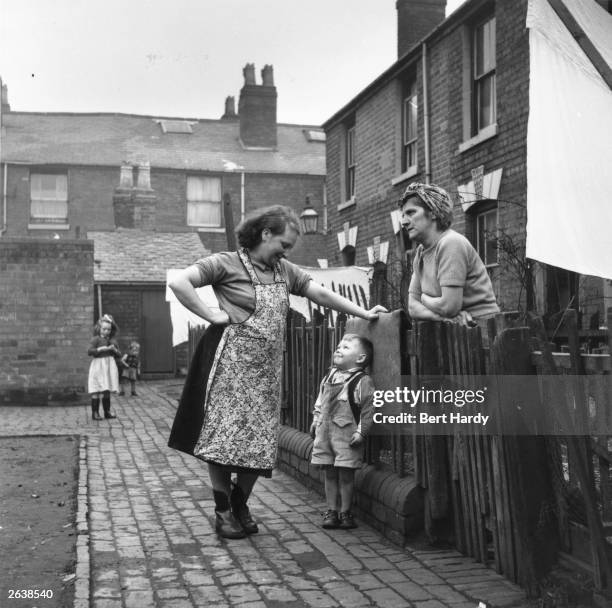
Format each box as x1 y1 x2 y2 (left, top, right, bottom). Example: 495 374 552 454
0 0 464 126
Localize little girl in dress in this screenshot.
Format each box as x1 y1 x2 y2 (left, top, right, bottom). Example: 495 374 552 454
87 314 121 420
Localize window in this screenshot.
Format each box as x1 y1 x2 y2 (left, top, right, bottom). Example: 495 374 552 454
402 80 418 172
187 176 222 227
30 173 68 224
475 207 498 267
473 15 496 134
345 121 356 201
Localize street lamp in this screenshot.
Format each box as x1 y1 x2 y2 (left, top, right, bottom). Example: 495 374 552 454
299 196 319 234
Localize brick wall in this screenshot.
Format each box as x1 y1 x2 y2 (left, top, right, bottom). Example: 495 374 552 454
5 163 325 266
0 239 94 403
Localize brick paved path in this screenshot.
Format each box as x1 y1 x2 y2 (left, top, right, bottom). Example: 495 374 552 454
1 381 529 608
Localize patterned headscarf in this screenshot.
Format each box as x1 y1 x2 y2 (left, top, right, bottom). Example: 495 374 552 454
399 182 453 230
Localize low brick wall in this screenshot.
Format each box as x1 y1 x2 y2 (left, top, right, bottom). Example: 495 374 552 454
0 238 94 404
277 425 424 545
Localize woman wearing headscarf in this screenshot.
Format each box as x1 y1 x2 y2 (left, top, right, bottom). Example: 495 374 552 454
399 182 499 325
168 205 386 539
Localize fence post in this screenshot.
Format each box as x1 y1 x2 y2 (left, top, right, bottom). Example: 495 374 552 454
370 261 388 308
415 321 452 544
491 324 559 594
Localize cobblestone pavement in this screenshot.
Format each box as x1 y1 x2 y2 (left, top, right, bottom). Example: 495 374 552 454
1 381 529 608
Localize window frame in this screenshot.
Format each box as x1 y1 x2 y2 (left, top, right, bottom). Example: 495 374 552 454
472 14 496 135
345 122 356 203
402 79 418 173
474 204 499 268
29 171 69 226
186 175 223 229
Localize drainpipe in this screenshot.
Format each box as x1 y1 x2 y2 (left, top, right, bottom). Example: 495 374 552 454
1 163 7 236
322 181 328 233
422 42 431 185
97 284 103 318
240 171 245 221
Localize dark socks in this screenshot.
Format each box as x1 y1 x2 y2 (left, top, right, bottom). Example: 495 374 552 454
91 398 101 420
102 391 116 419
213 490 230 511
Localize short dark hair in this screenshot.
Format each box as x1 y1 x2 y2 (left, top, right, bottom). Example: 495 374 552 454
342 333 374 368
235 205 301 249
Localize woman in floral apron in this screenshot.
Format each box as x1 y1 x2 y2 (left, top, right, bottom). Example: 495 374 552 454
168 205 385 539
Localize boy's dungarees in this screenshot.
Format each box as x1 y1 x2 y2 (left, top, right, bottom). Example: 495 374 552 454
312 373 363 469
193 248 289 471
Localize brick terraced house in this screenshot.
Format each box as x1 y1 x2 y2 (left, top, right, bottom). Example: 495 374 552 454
323 0 612 331
0 64 326 390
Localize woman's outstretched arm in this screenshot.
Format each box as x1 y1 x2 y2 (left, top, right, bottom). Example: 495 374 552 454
303 282 387 321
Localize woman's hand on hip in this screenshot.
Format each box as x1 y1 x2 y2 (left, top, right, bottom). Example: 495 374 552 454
209 310 230 325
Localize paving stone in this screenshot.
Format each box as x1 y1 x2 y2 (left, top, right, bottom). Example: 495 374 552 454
258 585 298 602
363 587 411 608
190 585 226 604
224 584 262 604
296 589 340 607
155 587 190 599
124 590 155 607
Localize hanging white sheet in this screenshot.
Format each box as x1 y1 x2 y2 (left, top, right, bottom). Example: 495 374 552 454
526 0 612 280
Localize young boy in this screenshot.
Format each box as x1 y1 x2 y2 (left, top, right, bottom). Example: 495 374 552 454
309 333 375 530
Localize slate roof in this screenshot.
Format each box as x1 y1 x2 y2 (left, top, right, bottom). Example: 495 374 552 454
89 229 208 283
2 112 325 176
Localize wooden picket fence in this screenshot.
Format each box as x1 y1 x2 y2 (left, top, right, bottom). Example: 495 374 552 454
186 308 612 598
282 310 612 599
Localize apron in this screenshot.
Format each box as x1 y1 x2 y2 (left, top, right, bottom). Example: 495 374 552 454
169 248 289 473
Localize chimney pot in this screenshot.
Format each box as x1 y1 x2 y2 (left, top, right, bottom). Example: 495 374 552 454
261 65 274 86
221 96 238 120
136 162 152 190
243 63 256 85
1 81 10 112
119 164 134 188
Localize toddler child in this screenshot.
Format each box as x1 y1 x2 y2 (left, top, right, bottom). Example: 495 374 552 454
119 341 141 396
87 314 120 420
310 333 375 529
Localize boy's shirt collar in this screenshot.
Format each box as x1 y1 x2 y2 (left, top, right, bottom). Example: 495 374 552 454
329 366 364 381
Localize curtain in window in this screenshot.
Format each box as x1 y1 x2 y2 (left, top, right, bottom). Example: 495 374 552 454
30 174 68 222
187 177 222 226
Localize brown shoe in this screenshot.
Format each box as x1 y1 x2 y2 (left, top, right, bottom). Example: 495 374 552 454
322 509 340 529
215 509 247 539
339 511 357 529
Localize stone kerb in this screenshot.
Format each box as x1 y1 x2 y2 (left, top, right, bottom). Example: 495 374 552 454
277 425 423 544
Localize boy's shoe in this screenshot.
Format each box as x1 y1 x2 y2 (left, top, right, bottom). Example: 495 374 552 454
131 391 138 396
339 511 357 529
322 509 340 529
118 390 125 396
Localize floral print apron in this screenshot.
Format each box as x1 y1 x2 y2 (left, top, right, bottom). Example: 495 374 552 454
194 248 289 471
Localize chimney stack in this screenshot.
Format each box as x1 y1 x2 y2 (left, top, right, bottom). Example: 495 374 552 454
113 162 157 230
238 63 277 148
396 0 446 58
221 96 238 120
1 80 10 113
